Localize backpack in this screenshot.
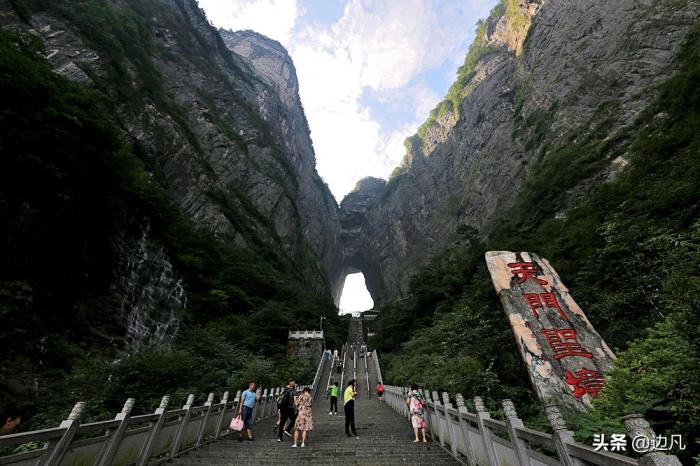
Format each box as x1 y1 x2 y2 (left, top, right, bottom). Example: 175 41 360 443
278 388 293 409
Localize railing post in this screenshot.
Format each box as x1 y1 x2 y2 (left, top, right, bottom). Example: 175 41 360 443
170 394 195 458
98 397 135 466
269 388 276 420
455 394 475 465
432 391 445 447
394 386 400 412
421 390 430 433
623 414 682 466
214 392 229 440
252 388 262 421
267 388 275 419
195 393 214 447
400 387 407 418
503 399 531 466
365 347 370 400
264 388 273 420
233 390 242 418
138 395 170 466
545 403 584 466
474 396 499 466
258 389 268 422
442 392 458 456
353 346 357 381
44 401 86 466
402 387 408 416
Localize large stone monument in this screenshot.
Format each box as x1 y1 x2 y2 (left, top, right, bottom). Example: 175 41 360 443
485 251 616 411
287 330 324 362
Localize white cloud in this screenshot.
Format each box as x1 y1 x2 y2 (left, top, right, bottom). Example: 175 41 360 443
197 0 299 45
288 0 480 197
198 0 497 199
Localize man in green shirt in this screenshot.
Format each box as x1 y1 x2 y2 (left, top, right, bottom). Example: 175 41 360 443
343 379 358 438
328 381 339 415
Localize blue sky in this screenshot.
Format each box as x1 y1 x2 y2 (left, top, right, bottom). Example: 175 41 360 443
199 0 498 200
197 0 499 312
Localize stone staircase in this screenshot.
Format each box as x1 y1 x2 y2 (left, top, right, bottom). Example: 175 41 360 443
348 316 363 345
170 391 458 465
170 336 459 465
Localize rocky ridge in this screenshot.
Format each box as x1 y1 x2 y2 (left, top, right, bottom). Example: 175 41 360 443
335 0 700 305
0 0 342 344
1 0 698 320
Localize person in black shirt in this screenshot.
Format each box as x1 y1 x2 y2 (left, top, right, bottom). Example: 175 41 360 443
277 380 297 442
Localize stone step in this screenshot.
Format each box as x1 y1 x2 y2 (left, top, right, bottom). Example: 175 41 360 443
192 447 446 456
170 338 459 466
175 461 458 464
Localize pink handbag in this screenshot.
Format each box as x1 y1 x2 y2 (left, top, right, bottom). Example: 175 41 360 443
230 415 244 432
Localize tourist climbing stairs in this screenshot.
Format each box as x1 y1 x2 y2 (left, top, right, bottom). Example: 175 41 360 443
170 320 459 465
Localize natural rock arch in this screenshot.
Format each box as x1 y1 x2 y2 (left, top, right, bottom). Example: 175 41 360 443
330 177 388 308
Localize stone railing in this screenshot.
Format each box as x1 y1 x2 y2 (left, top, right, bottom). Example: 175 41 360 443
339 346 347 391
371 349 383 386
382 384 682 466
288 329 324 339
362 345 370 399
0 355 324 466
325 343 344 398
0 391 259 465
352 344 357 381
310 349 331 398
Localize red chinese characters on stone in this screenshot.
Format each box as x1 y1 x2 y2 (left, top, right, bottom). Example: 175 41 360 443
523 292 569 321
541 328 593 360
565 368 605 398
523 293 543 319
507 262 549 285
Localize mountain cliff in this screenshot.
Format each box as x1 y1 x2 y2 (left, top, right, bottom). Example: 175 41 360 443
337 0 699 305
0 0 343 419
1 0 699 456
365 1 699 460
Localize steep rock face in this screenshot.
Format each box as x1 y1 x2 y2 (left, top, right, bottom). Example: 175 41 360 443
220 29 343 295
0 0 341 343
337 0 699 305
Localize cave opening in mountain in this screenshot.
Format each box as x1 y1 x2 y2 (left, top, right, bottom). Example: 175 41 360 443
338 272 374 315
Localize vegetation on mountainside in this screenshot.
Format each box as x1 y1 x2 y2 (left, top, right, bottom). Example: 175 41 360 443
0 2 343 435
402 0 536 157
401 1 501 155
374 24 700 463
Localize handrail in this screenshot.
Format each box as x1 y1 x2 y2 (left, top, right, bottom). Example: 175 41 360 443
374 344 676 466
310 349 328 398
0 379 311 465
363 344 370 399
325 344 340 398
339 346 347 392
382 383 664 466
353 345 357 381
372 349 383 385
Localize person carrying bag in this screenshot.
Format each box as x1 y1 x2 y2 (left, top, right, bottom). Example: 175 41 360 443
230 414 244 432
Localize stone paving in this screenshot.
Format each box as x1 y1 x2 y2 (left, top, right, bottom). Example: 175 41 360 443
171 344 459 465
